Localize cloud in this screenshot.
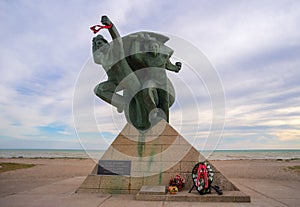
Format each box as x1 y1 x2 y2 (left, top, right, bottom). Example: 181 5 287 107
0 0 300 150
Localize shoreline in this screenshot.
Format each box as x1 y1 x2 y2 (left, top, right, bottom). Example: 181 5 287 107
1 149 299 161
1 157 300 161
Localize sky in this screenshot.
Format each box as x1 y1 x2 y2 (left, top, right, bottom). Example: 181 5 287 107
0 0 300 150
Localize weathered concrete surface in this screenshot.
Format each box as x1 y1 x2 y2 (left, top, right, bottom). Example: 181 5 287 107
1 176 299 207
78 121 239 195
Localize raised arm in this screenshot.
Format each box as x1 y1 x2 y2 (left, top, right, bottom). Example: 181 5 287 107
100 15 125 61
101 16 120 40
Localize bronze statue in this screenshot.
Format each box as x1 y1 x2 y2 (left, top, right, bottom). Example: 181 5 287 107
92 16 181 130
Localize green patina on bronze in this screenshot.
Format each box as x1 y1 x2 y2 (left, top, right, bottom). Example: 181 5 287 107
137 133 145 158
159 168 163 184
146 147 156 173
92 16 181 131
137 141 145 158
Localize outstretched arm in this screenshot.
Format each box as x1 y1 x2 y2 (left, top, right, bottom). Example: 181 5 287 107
165 60 181 73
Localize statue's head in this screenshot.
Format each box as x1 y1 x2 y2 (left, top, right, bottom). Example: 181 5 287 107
93 35 108 48
149 41 160 57
92 35 110 65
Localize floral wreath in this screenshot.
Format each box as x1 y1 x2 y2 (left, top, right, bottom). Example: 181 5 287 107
192 161 214 194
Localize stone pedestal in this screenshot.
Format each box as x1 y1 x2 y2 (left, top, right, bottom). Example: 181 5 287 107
77 120 241 196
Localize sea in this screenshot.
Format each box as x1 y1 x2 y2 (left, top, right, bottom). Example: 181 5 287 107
0 149 299 160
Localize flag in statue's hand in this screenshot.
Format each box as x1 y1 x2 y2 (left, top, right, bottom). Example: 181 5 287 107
90 23 113 34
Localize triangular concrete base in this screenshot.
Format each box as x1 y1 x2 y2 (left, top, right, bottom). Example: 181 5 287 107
77 120 249 202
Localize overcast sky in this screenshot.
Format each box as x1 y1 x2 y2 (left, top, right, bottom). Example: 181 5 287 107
0 0 299 150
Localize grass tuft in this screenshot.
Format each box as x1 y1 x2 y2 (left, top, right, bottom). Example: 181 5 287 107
0 162 35 173
287 165 300 173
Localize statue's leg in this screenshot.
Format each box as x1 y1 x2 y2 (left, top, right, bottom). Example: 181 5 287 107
128 91 151 130
141 80 159 119
167 79 175 107
116 59 141 93
124 85 156 130
94 81 124 112
157 88 169 122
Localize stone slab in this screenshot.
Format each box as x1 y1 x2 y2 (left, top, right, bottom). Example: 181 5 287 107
139 186 166 195
98 160 131 175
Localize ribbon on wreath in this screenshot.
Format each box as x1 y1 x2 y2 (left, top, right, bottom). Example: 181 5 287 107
196 163 209 188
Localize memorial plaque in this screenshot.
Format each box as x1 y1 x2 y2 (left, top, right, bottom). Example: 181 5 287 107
98 160 131 175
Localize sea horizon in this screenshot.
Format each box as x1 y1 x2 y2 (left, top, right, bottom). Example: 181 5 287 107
0 148 299 160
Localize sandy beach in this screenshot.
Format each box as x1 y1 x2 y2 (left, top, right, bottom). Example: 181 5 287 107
0 158 299 206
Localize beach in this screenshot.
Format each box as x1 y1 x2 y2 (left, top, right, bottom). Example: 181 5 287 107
0 158 299 206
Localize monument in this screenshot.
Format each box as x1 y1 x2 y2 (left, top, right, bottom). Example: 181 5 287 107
92 15 180 130
77 15 250 202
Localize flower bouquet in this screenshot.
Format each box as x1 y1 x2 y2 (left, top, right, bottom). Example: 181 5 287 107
169 175 185 192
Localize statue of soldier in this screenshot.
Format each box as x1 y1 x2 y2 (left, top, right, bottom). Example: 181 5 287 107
92 15 181 130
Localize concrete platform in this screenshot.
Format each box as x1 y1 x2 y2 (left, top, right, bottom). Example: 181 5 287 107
0 177 112 207
1 176 299 206
136 189 250 202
